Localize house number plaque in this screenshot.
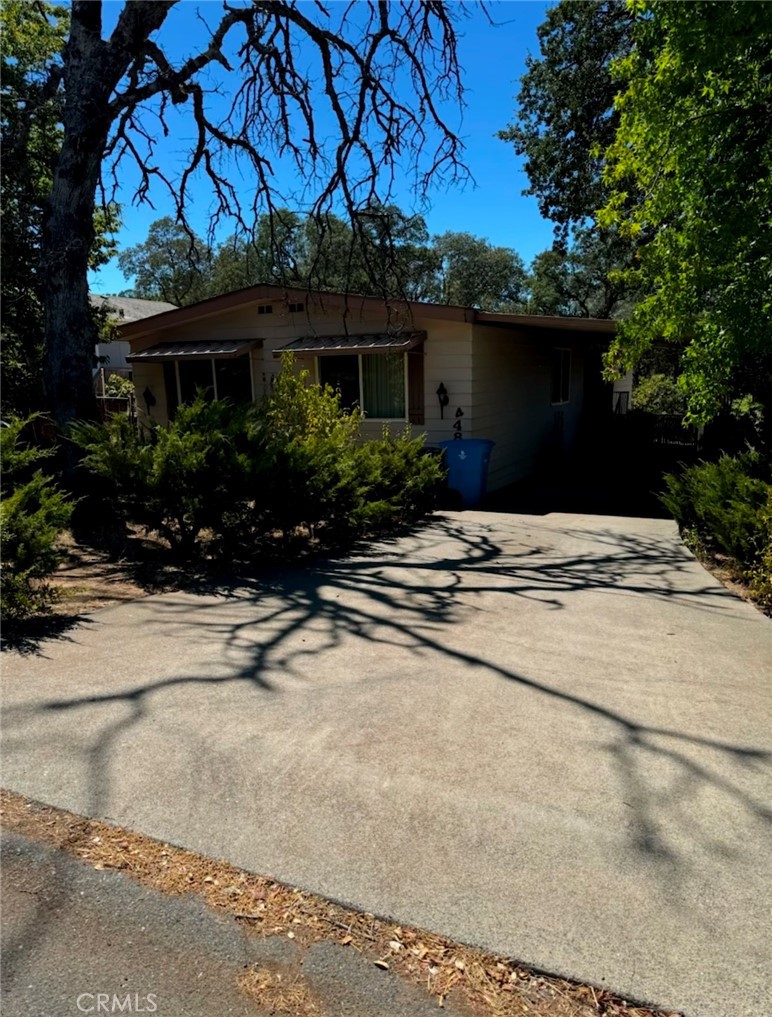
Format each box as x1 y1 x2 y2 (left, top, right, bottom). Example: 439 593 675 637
453 406 464 439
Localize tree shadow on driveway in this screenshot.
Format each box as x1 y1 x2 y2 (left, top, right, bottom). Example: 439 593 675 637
3 513 770 886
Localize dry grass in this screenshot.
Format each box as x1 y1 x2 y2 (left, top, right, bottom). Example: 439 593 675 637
0 790 682 1017
239 963 323 1016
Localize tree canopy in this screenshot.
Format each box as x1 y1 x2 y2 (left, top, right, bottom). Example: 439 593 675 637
118 209 529 312
19 0 472 427
1 1 67 413
600 0 772 426
499 1 633 237
526 228 636 319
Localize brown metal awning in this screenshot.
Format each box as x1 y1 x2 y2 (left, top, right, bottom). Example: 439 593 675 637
127 339 257 362
274 332 425 355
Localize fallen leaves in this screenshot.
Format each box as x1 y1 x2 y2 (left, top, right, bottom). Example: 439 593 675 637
0 789 682 1017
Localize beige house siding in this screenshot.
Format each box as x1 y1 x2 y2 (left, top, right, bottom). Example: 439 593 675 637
124 288 612 495
130 300 475 442
132 362 168 425
470 325 586 490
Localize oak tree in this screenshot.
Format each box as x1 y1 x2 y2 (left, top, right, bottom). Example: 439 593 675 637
37 0 469 426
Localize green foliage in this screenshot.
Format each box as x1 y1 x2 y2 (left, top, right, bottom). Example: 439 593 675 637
631 374 685 416
747 490 772 612
661 452 771 574
0 1 68 414
432 232 527 311
353 428 443 529
527 227 638 319
257 356 364 538
499 2 639 319
120 208 528 312
72 357 441 560
601 1 772 427
0 0 119 415
71 401 254 557
103 374 135 399
0 416 73 622
117 218 211 307
499 1 633 235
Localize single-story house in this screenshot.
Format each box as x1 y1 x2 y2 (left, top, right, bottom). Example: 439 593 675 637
120 284 615 492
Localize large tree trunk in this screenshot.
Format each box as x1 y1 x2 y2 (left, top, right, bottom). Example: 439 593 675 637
42 3 117 428
42 147 105 427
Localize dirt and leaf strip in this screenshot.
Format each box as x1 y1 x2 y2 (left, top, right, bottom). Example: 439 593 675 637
0 789 682 1017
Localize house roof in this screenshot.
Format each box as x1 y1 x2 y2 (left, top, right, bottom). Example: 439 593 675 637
90 294 178 323
116 283 617 340
275 332 425 354
127 339 257 362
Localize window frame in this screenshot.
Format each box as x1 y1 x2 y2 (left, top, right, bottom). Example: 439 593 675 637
550 347 572 406
172 354 255 406
315 352 409 422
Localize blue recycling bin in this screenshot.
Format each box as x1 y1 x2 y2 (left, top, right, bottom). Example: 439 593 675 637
439 438 495 509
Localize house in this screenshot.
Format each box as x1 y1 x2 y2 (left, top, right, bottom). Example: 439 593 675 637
120 285 615 493
91 294 178 379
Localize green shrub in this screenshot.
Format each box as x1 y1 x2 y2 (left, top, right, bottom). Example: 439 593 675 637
103 373 135 399
72 398 256 557
661 452 771 604
258 355 365 539
1 416 73 623
353 427 444 529
260 357 443 541
632 373 686 416
72 357 441 560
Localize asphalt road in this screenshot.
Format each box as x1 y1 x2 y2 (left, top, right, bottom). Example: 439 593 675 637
2 511 771 1016
1 831 460 1017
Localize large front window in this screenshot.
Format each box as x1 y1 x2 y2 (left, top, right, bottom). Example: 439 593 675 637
318 353 406 418
165 355 253 410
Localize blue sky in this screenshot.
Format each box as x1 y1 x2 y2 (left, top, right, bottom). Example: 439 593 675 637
91 1 554 295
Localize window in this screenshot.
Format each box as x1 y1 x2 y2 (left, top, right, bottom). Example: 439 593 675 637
551 348 571 404
257 304 273 315
179 359 215 403
164 356 253 413
318 353 406 419
288 302 304 313
318 355 360 410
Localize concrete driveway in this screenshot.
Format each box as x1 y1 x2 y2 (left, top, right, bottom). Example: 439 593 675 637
2 511 770 1016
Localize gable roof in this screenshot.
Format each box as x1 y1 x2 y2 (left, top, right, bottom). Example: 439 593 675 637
116 283 616 340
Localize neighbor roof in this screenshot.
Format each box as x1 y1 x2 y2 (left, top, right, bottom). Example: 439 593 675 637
91 294 178 323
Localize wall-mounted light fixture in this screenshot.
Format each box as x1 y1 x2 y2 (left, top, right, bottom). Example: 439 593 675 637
436 382 449 419
143 386 156 415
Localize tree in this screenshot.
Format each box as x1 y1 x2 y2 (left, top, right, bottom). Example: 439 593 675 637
35 1 469 429
498 1 638 322
118 217 212 306
433 232 527 310
120 205 441 305
600 1 772 427
527 227 637 318
1 1 119 415
499 1 633 237
1 1 68 414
